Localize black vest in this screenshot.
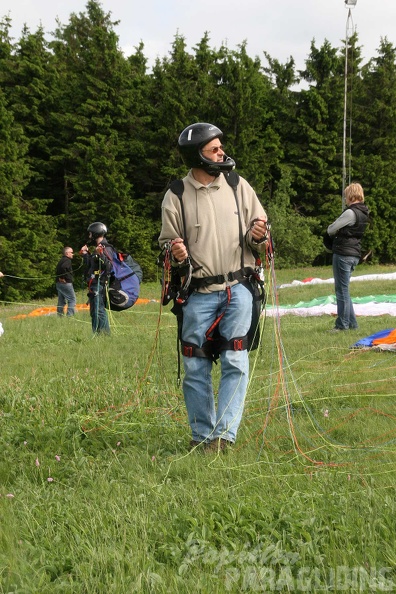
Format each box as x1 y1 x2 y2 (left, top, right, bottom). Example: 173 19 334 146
332 203 369 257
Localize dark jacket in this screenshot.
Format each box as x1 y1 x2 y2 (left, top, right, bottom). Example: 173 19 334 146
83 239 114 287
332 203 369 257
56 256 74 283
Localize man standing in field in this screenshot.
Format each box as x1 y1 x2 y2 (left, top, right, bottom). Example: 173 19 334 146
159 122 268 452
55 246 77 317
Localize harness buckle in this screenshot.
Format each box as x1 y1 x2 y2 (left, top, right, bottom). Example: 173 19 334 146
183 345 194 357
233 339 244 351
213 274 225 284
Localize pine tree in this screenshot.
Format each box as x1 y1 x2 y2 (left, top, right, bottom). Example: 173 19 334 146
49 0 136 249
149 33 204 186
265 166 322 267
354 39 396 261
4 26 57 207
291 40 347 222
0 90 61 301
207 42 282 197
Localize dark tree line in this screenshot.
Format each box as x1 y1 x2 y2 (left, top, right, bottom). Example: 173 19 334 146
1 0 396 301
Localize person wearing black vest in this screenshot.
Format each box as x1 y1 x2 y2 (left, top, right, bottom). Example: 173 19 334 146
327 183 369 331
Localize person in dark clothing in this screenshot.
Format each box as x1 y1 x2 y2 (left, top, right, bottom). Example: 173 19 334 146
56 247 76 317
327 183 369 331
80 222 114 335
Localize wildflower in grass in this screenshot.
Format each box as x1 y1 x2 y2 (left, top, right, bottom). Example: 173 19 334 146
6 494 14 498
55 455 61 462
23 441 27 445
35 458 40 467
47 477 54 483
116 441 121 447
151 456 156 462
324 409 329 417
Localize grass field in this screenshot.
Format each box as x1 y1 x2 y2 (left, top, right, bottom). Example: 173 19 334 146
1 263 396 593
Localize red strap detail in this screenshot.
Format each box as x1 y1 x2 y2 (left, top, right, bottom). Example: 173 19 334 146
183 345 193 357
205 286 232 341
233 339 244 351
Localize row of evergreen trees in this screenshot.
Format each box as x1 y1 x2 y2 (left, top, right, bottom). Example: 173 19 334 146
1 0 396 302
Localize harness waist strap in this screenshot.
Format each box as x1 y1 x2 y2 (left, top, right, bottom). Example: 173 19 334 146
190 267 255 289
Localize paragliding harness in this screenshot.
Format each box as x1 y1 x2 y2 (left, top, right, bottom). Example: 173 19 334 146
159 171 266 378
95 245 142 311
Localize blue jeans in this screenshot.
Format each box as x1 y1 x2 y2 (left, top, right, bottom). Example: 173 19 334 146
56 282 76 316
332 254 359 330
181 283 252 443
88 284 110 334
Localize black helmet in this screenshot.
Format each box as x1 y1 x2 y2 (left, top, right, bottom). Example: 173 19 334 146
87 222 107 239
178 122 236 176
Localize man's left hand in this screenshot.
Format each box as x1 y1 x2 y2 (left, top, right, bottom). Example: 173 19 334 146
250 218 268 242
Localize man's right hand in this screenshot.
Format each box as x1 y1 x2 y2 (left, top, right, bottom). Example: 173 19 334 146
171 238 188 262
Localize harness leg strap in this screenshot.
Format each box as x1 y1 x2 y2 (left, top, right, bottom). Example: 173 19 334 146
181 335 249 360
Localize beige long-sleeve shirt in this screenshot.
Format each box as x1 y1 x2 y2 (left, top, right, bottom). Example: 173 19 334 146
159 171 267 292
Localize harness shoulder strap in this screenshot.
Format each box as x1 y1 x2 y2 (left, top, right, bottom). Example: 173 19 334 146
224 170 240 189
224 171 244 267
169 179 184 201
169 179 190 253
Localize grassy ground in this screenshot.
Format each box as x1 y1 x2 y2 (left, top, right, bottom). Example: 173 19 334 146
1 263 396 593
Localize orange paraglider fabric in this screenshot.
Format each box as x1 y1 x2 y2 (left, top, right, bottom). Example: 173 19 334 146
10 299 153 319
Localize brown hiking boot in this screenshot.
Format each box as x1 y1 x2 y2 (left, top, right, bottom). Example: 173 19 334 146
189 440 204 451
205 438 233 453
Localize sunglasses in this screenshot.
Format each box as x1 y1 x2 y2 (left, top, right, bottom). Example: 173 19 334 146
202 145 224 154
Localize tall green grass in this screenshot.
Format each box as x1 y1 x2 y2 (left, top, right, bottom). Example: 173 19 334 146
1 264 396 593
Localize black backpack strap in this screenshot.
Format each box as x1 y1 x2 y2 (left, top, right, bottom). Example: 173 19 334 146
169 179 190 254
224 171 244 268
224 170 240 189
169 179 184 199
225 171 263 264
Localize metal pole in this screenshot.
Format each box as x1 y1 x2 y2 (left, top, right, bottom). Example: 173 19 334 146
342 11 350 211
342 1 357 211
